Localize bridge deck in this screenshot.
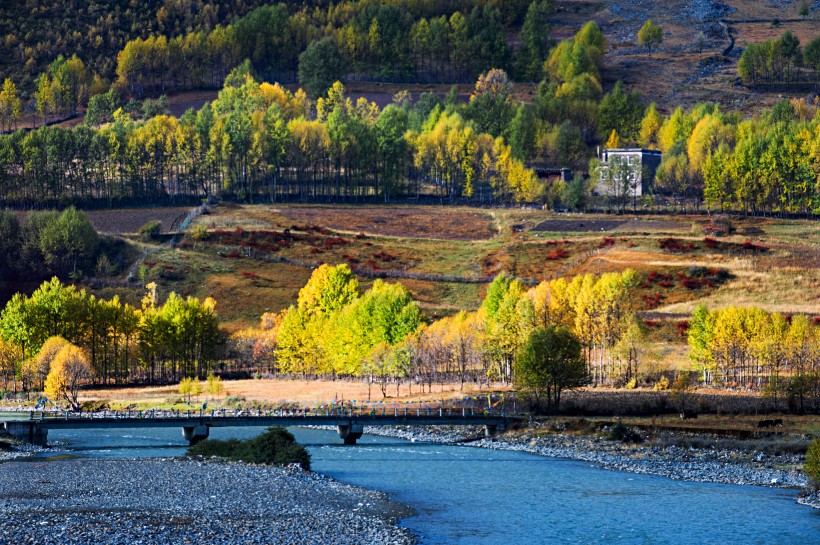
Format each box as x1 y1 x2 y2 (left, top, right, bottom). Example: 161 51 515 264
16 414 508 430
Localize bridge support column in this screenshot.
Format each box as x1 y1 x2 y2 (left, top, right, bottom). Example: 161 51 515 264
337 423 364 445
484 424 498 441
182 425 210 445
4 421 48 446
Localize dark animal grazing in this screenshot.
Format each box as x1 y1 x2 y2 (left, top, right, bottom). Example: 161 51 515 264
680 410 698 420
757 418 784 428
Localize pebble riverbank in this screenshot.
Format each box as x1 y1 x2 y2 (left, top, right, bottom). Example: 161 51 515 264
364 424 820 509
0 458 415 545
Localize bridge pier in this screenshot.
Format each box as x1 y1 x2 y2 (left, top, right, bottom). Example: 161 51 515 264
182 425 210 445
484 424 499 441
337 423 364 445
4 421 48 446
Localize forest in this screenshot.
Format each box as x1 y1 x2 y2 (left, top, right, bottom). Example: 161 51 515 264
0 2 819 213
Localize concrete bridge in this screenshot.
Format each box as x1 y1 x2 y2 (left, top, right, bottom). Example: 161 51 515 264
2 408 513 446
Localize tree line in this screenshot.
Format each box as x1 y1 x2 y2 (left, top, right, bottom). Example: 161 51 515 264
0 0 291 97
688 304 820 412
738 30 820 86
237 266 644 397
0 69 538 206
0 279 222 391
2 266 817 412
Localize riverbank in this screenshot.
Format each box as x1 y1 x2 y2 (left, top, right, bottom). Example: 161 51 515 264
364 424 820 509
0 458 415 545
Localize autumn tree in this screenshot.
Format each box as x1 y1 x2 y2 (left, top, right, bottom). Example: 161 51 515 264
637 20 663 52
44 343 91 409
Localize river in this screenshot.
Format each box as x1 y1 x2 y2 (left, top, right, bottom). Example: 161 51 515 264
19 425 820 544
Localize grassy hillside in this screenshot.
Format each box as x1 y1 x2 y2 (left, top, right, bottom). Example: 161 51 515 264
118 204 819 349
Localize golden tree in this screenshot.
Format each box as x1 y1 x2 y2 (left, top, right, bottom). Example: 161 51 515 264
44 344 91 409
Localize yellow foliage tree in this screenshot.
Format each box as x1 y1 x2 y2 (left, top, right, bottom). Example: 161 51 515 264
28 336 70 391
44 344 91 409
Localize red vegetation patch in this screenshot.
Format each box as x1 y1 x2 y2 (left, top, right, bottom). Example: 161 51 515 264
741 240 766 253
676 321 690 336
703 237 719 249
641 293 665 308
659 238 697 253
597 237 616 249
239 271 260 279
373 250 398 262
547 248 570 260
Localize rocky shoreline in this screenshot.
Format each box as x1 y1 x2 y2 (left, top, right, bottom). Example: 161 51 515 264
0 458 415 545
363 424 820 509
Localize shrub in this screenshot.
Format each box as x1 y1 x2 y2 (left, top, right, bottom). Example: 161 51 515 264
806 438 820 486
597 237 616 249
138 220 162 241
547 248 570 260
608 422 642 443
187 427 311 470
654 376 670 391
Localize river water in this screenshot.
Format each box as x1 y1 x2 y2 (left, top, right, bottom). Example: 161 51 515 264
20 425 820 544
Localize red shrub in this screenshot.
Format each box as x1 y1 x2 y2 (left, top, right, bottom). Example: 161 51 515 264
547 248 570 260
703 237 718 249
659 238 696 253
676 321 690 336
310 248 322 255
680 278 702 290
597 237 616 249
641 293 664 309
223 250 241 259
374 250 397 262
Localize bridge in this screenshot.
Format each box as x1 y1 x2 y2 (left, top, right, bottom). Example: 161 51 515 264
2 407 514 446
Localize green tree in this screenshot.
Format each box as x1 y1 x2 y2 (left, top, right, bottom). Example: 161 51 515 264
805 439 820 485
598 81 645 144
517 1 553 81
39 207 99 278
298 38 345 99
514 325 589 412
637 19 663 51
0 210 21 280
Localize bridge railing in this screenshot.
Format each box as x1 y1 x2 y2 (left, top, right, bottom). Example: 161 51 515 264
27 404 510 422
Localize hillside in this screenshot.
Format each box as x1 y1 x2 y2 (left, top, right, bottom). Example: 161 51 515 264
100 203 820 375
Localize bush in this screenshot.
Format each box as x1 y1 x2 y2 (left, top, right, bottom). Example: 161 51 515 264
654 376 670 391
806 438 820 486
608 422 643 443
187 427 311 470
138 220 163 241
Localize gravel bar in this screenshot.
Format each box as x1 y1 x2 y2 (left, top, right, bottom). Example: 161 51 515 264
0 458 415 545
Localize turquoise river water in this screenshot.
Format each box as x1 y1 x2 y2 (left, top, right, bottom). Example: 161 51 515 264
18 425 820 544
